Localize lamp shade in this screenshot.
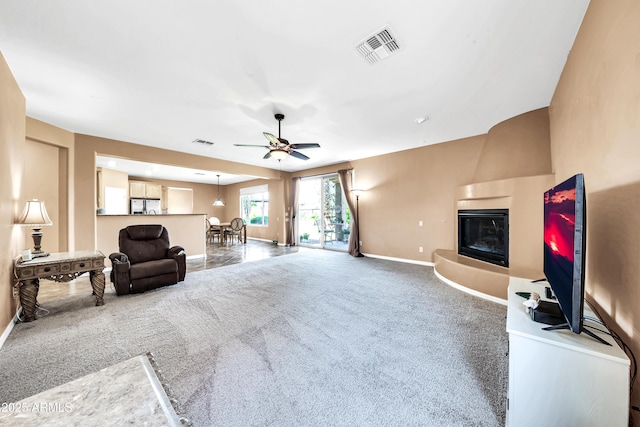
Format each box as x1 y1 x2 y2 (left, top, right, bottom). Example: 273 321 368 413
17 199 52 226
351 189 364 198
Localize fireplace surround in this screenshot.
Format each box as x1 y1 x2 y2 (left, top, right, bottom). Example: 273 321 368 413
458 209 509 267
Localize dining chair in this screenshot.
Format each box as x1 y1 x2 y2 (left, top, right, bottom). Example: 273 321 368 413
208 216 222 243
224 217 244 244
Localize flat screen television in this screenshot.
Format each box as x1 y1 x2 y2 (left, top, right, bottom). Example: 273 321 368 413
542 173 608 345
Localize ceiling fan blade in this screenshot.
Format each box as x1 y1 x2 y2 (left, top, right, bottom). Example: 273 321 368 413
263 132 280 145
290 143 320 149
234 144 270 148
289 150 310 160
263 151 272 159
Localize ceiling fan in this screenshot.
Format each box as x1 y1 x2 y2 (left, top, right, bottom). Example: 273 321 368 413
234 113 320 161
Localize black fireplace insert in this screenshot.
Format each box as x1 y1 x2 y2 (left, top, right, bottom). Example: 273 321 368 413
458 209 509 267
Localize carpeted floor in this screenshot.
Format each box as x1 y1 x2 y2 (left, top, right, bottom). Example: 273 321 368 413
0 249 508 426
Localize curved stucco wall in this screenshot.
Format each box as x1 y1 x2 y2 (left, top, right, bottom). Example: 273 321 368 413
473 108 552 183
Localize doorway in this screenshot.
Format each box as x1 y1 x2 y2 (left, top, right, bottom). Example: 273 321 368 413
298 174 350 251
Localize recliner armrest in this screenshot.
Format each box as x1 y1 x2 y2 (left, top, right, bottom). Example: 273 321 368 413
168 246 185 257
168 246 186 282
109 252 132 295
109 252 129 264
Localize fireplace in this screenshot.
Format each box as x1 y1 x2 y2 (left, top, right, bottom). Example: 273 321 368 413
458 209 509 267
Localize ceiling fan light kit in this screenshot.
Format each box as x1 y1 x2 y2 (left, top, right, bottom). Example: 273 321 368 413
270 149 289 161
234 113 320 161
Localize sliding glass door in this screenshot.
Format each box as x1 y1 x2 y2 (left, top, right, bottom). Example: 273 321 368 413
298 174 350 251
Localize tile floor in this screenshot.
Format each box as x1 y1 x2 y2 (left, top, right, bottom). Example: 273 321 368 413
35 240 300 303
187 239 300 272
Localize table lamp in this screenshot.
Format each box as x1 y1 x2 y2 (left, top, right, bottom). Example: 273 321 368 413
17 199 53 258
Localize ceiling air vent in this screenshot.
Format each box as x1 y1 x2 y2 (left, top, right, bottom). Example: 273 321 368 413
356 26 401 64
192 138 214 146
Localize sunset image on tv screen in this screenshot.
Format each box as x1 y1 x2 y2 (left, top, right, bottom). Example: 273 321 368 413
544 185 576 263
544 176 578 302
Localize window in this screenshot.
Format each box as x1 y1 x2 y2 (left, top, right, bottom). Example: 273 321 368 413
240 184 269 226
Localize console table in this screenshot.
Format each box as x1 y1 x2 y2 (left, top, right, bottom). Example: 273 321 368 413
506 277 629 426
13 250 106 322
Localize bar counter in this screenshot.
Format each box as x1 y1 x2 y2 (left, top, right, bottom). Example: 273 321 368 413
96 214 207 263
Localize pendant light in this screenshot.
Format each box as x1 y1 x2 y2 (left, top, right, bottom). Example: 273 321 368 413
213 174 225 206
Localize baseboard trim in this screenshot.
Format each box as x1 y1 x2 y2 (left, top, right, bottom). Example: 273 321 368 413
361 252 435 267
248 237 284 246
0 308 22 350
434 268 507 306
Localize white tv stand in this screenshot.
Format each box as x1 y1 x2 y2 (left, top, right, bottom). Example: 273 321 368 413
506 277 629 426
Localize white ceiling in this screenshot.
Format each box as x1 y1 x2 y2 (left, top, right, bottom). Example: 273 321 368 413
1 0 590 183
95 155 257 185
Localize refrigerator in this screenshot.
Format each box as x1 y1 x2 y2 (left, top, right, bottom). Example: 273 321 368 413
130 198 161 215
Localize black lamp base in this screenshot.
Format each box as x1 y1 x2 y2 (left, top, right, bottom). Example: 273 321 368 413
30 228 50 258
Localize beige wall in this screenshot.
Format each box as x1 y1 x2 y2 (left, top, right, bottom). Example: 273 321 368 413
25 118 75 252
0 51 26 331
23 139 60 252
549 0 640 415
349 136 486 261
473 108 552 182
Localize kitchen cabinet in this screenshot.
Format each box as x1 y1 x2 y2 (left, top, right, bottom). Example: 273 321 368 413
129 181 162 199
146 183 162 199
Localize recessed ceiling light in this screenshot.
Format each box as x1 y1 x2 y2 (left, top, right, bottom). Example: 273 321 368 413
414 116 429 124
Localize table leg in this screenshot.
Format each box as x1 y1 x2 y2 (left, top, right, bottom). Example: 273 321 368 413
19 279 39 322
90 269 106 306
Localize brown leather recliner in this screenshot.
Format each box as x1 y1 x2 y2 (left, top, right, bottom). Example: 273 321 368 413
109 224 186 295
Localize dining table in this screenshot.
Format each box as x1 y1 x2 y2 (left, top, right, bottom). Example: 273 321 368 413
211 222 247 244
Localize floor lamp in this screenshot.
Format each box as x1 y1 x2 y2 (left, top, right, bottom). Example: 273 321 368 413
351 189 364 257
